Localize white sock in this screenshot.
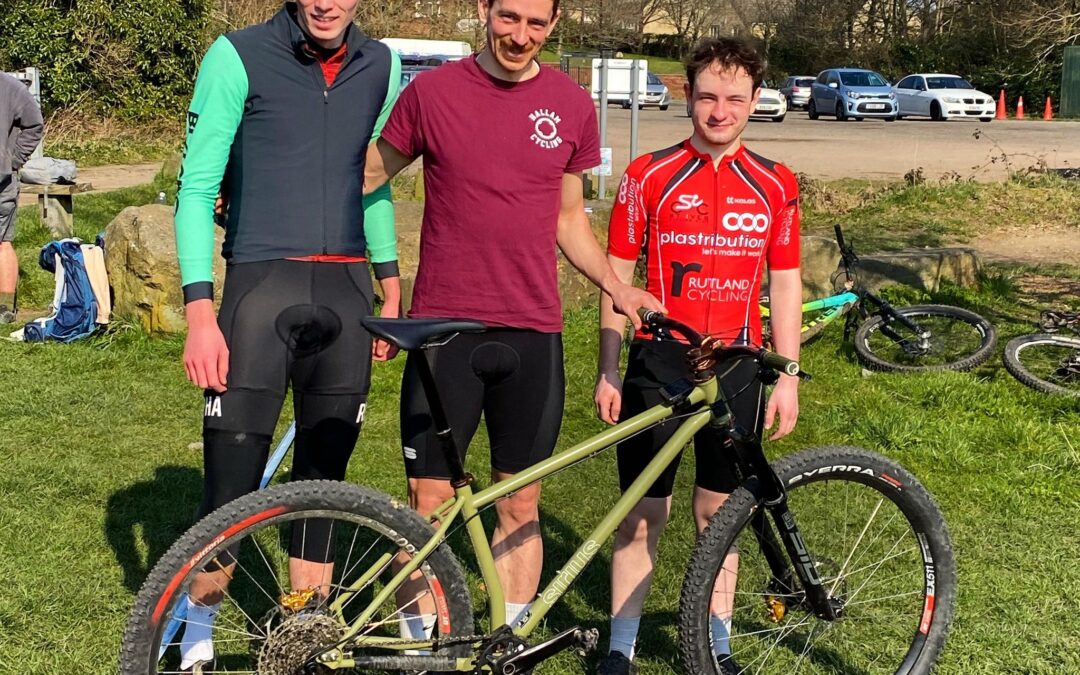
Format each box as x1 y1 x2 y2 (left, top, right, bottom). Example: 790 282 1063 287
399 611 437 655
608 615 641 659
710 615 733 656
179 597 219 669
505 601 532 628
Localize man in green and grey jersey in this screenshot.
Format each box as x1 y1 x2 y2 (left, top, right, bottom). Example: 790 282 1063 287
171 1 401 671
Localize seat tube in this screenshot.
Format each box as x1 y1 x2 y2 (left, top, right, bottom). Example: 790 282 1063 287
414 350 470 485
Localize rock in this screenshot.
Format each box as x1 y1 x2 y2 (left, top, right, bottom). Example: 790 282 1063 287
104 204 225 333
856 248 980 293
799 236 842 300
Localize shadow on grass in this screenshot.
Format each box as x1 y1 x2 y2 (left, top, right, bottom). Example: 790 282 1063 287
105 465 202 593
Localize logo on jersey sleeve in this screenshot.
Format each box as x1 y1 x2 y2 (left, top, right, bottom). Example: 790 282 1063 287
618 175 641 244
529 109 563 149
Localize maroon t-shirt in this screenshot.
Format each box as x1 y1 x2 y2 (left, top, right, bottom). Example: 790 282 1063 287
381 56 601 332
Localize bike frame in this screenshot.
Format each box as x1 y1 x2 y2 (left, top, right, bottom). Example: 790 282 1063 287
315 340 834 671
761 290 859 336
322 373 718 666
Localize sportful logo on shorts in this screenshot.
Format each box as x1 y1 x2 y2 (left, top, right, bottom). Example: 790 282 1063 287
403 446 418 460
529 109 563 149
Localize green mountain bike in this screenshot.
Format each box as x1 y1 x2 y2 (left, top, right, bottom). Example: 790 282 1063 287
762 225 997 372
121 312 955 674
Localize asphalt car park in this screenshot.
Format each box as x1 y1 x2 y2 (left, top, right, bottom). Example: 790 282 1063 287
597 105 1080 182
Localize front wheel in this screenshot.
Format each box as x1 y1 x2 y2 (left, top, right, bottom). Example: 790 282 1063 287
121 481 475 674
679 446 955 675
854 304 997 372
807 99 819 120
835 102 847 121
772 115 785 122
1003 333 1080 397
660 104 669 111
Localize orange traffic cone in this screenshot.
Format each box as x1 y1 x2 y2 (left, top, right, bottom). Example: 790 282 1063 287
1043 96 1053 120
995 90 1007 120
1016 96 1025 119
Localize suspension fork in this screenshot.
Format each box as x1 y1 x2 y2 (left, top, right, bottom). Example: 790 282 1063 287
725 421 840 621
862 291 929 348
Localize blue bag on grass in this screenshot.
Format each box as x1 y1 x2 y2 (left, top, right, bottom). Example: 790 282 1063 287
23 239 99 342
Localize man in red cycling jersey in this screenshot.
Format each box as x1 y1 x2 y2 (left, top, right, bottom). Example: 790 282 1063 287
594 38 802 675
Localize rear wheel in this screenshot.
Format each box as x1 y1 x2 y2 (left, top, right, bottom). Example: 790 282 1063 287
854 304 997 372
1003 333 1080 397
121 481 475 674
807 99 819 120
679 446 955 674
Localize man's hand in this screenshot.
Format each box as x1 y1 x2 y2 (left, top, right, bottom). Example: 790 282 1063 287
764 376 799 440
594 370 624 425
607 282 666 331
183 299 229 392
371 303 400 362
372 276 402 362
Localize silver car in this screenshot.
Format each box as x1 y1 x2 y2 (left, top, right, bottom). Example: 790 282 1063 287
809 68 898 121
780 76 815 109
622 72 671 110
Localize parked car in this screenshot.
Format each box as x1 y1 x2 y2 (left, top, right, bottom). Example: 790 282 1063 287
751 81 787 121
809 68 898 121
620 71 671 110
399 54 451 88
892 74 995 121
780 75 815 108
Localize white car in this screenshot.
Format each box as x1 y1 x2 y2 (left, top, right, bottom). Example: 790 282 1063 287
752 82 787 122
892 74 995 121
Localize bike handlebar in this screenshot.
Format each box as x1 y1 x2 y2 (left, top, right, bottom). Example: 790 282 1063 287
637 309 807 379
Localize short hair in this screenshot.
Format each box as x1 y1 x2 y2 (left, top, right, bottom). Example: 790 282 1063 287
684 38 765 93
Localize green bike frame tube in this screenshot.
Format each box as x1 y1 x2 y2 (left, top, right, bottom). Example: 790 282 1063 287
337 497 468 645
518 404 714 634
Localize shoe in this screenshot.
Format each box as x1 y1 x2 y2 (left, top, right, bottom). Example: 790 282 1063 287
0 305 14 324
718 654 743 674
597 650 637 675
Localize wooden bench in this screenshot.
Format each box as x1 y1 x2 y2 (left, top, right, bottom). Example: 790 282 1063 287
18 181 93 238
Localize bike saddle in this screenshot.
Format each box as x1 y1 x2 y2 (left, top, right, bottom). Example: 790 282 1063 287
362 317 486 350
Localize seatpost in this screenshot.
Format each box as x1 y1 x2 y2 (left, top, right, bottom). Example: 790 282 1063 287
413 351 472 487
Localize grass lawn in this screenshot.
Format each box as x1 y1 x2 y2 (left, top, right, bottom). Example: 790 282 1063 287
1 179 1079 672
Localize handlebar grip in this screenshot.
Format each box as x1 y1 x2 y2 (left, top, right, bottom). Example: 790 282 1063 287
638 308 663 324
760 350 802 378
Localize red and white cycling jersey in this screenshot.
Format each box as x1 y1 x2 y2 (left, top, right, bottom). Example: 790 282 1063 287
609 139 800 345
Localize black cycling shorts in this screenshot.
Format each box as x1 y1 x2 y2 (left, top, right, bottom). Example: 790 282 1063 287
198 260 375 560
400 329 564 479
617 339 765 499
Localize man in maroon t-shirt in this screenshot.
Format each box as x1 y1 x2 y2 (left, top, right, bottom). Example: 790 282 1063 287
365 0 662 635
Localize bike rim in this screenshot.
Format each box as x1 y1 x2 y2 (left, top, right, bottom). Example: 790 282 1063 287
707 478 934 674
863 312 987 368
150 509 452 674
1011 338 1080 395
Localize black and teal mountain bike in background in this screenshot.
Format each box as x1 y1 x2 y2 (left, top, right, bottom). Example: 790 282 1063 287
121 311 956 674
762 224 997 372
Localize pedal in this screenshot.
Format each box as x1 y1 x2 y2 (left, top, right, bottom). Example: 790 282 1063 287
495 626 597 675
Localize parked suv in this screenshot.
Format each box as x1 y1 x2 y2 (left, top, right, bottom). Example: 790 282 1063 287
780 76 815 109
809 68 898 121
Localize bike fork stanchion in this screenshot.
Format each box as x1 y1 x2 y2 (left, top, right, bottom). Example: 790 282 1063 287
157 421 298 661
